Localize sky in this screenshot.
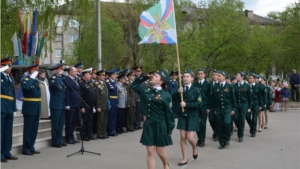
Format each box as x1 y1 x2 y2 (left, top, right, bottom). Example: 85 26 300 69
241 0 297 16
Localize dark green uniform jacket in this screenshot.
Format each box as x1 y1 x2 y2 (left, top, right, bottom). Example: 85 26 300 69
131 76 175 146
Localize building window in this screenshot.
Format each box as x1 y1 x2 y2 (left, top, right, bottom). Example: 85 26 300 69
66 50 73 55
55 49 62 57
69 19 79 28
69 34 79 42
56 34 62 42
55 17 63 26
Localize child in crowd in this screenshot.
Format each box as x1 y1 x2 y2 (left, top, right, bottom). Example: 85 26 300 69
274 83 282 111
281 83 290 112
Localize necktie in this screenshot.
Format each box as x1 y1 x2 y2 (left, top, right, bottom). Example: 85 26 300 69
185 86 189 91
7 75 11 85
73 78 78 87
221 84 223 88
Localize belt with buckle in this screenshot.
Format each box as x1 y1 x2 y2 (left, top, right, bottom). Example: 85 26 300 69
109 96 118 99
0 94 14 100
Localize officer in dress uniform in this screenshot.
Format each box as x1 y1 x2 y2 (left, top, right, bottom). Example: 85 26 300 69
74 62 83 80
95 70 109 139
0 58 18 162
49 64 67 147
126 72 137 132
233 71 252 143
21 64 41 155
210 69 219 141
167 70 179 118
116 73 128 134
194 68 212 147
91 68 97 135
133 66 143 130
209 70 237 149
246 73 261 137
79 68 97 141
106 68 119 136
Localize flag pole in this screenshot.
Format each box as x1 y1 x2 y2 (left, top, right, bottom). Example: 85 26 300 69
175 43 184 112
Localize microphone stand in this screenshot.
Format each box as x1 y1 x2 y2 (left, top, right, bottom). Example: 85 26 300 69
62 75 100 157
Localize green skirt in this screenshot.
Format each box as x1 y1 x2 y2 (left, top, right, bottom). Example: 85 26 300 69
140 119 173 147
177 115 199 131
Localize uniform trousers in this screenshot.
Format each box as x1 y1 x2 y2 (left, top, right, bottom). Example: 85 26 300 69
97 110 108 137
126 106 135 130
1 113 13 158
233 104 248 138
51 109 65 145
246 102 259 135
215 107 231 146
22 115 39 153
82 101 94 138
196 105 208 142
116 108 126 133
107 99 118 135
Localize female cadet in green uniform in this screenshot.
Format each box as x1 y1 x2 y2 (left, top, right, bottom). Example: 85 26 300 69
258 77 268 132
131 69 174 169
173 69 201 166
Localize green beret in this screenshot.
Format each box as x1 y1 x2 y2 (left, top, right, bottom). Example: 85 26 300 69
197 67 206 73
184 68 195 77
218 70 228 78
156 69 170 82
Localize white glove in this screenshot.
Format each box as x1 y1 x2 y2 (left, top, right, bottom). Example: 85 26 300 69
93 108 96 113
0 65 9 73
30 71 39 79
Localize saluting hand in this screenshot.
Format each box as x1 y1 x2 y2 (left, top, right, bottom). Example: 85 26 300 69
180 101 186 108
178 87 183 93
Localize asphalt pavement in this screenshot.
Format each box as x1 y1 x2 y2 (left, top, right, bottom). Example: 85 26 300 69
2 109 300 169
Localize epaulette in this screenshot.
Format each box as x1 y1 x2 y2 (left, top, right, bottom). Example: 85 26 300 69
106 80 109 83
25 78 29 81
52 75 56 79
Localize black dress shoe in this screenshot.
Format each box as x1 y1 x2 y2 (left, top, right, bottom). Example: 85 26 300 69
199 142 205 147
6 155 18 160
251 134 256 137
193 154 198 160
1 158 7 163
52 145 62 148
122 130 128 133
116 132 122 134
22 152 34 155
105 136 109 138
225 141 230 146
73 139 80 143
83 138 90 141
97 136 105 139
61 142 67 146
234 128 237 132
67 140 75 144
89 137 97 140
238 138 243 143
219 145 225 149
107 133 116 137
178 161 188 166
31 151 40 154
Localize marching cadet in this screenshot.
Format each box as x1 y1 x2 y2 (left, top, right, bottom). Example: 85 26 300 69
79 68 97 141
131 69 174 169
261 77 272 130
210 69 219 141
126 72 137 132
95 70 109 139
232 71 252 142
194 68 212 147
116 73 128 134
1 58 18 162
174 69 200 166
74 62 83 80
21 64 41 155
210 70 237 149
246 73 261 137
49 64 67 147
258 76 268 132
133 66 143 130
106 68 119 136
167 70 179 118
